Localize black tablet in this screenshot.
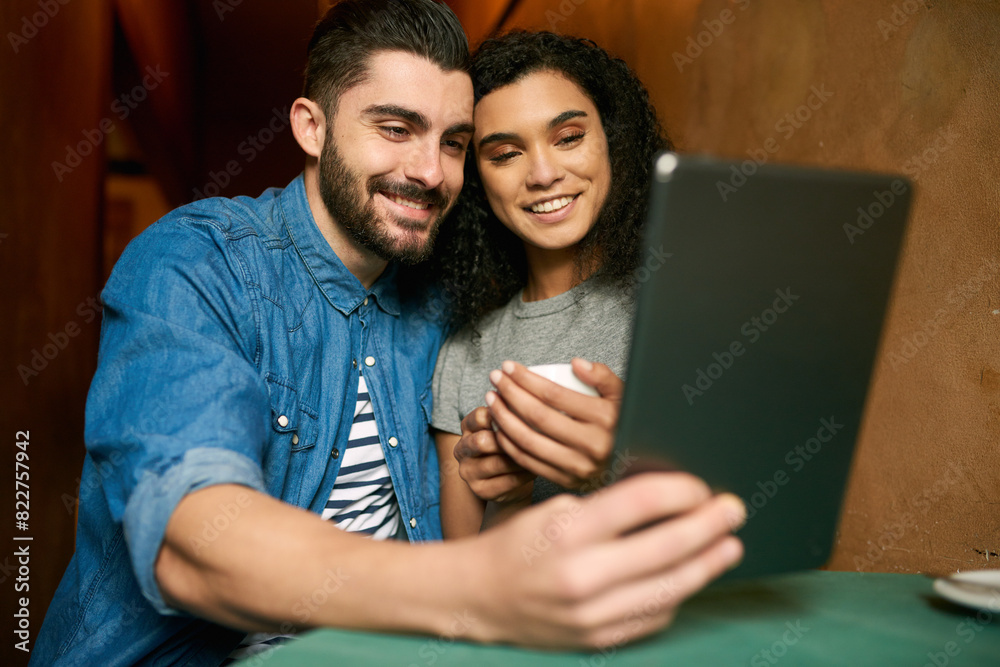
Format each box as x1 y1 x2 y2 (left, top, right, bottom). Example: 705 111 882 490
617 152 912 578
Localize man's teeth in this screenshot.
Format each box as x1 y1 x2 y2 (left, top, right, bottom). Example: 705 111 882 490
530 196 574 213
389 194 429 210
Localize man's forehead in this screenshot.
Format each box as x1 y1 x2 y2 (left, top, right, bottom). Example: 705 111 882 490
342 50 473 125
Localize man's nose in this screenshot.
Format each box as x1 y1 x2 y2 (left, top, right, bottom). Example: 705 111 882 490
403 141 446 191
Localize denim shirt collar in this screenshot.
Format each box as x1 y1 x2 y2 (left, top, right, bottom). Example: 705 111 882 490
279 174 401 317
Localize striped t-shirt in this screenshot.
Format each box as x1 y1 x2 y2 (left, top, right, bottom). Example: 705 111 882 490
225 372 400 663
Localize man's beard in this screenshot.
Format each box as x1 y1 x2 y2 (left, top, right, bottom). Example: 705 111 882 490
318 135 450 265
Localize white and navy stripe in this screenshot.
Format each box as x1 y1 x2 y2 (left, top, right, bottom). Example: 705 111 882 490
321 373 401 538
225 373 400 663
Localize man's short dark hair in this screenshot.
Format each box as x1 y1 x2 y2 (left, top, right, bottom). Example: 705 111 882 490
305 0 469 117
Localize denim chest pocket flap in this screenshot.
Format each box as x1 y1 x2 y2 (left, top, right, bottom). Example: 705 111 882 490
264 374 317 452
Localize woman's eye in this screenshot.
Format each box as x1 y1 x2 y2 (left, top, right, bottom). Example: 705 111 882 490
488 151 520 164
558 132 586 146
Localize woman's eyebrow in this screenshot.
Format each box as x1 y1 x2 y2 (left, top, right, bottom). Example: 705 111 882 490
478 131 520 151
548 109 587 129
477 110 588 151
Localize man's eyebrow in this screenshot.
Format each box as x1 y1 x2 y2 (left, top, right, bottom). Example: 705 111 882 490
362 104 429 131
549 109 588 129
445 122 475 136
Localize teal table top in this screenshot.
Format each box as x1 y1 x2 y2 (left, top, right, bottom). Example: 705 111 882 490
244 571 1000 666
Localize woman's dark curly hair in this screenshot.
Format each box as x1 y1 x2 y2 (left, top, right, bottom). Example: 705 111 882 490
429 30 671 332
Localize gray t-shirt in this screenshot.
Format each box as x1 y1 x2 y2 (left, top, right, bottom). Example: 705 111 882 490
432 276 634 502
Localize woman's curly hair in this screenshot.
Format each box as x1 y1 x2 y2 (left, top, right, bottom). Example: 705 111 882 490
428 30 671 332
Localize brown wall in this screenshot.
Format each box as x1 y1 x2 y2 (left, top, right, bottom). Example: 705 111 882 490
484 0 1000 574
0 1 111 663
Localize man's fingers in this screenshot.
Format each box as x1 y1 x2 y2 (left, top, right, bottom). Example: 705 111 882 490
563 536 742 649
564 492 745 594
550 473 723 546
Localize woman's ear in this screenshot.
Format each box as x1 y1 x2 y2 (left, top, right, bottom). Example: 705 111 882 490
290 97 326 158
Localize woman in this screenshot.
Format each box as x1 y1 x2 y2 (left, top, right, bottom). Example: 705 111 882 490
430 31 671 537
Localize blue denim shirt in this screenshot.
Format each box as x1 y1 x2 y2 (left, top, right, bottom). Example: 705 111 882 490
32 175 447 666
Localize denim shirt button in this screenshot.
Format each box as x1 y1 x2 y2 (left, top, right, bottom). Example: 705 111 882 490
388 437 398 448
363 297 369 306
352 358 357 368
409 517 417 529
291 433 299 445
277 415 289 428
331 448 340 459
364 356 375 367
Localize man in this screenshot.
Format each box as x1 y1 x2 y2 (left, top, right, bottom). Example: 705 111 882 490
32 1 745 664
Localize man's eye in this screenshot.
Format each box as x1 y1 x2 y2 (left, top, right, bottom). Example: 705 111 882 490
443 139 467 152
382 126 409 138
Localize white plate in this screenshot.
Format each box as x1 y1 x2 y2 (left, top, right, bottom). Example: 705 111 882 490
933 569 1000 611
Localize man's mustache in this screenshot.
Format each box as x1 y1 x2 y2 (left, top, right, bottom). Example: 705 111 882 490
368 176 448 210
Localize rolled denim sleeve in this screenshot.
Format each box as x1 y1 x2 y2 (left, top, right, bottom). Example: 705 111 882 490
85 217 270 614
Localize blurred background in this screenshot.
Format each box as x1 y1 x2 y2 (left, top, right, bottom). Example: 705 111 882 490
1 0 998 660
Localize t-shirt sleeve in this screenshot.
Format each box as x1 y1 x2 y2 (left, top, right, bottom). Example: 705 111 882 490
85 216 271 615
431 328 470 435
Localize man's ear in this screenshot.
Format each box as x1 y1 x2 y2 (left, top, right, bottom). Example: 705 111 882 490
291 97 327 158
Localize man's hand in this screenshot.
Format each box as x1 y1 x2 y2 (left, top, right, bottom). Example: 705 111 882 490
469 472 746 649
486 358 622 489
454 407 534 503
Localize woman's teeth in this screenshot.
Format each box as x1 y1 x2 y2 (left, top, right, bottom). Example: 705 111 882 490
389 194 429 210
530 196 574 214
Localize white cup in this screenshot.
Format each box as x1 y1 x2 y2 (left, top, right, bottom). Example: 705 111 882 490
526 363 599 397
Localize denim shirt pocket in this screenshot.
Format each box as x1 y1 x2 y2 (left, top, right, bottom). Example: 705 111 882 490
264 374 318 451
